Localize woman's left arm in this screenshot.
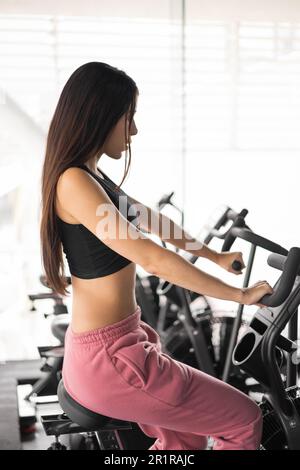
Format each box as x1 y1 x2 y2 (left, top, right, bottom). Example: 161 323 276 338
126 194 245 275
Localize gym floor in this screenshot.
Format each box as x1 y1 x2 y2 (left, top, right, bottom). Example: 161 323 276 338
0 305 63 450
21 413 57 450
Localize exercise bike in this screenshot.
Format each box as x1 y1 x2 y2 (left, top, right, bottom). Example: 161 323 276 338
222 225 300 449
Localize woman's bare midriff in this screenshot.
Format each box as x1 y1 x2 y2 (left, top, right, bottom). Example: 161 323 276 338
70 262 138 333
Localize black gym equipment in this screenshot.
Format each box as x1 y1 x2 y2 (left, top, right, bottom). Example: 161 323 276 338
220 223 288 384
232 247 300 449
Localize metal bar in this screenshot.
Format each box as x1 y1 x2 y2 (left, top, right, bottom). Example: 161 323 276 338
222 243 256 382
286 308 298 388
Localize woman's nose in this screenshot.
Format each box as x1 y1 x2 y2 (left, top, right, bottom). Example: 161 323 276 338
130 120 138 136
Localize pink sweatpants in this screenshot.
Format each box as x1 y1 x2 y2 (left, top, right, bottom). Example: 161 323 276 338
62 305 262 450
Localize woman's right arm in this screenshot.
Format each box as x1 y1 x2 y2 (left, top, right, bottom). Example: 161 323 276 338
57 167 272 306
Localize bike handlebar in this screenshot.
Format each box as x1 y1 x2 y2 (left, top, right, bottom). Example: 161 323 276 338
259 247 300 306
222 227 288 256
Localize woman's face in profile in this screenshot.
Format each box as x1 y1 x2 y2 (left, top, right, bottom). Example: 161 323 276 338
103 106 138 159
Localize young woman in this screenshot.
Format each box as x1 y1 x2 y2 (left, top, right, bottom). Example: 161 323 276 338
40 61 272 450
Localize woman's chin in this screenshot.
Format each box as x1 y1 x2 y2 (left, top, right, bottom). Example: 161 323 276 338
107 151 123 159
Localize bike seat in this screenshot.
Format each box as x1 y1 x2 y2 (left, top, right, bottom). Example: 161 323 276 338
57 380 128 431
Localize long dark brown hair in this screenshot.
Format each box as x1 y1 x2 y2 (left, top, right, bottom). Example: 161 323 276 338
40 62 138 296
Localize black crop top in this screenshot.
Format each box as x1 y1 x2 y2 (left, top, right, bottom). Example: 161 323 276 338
57 164 139 279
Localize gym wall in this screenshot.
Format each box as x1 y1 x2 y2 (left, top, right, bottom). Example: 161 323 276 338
0 0 299 356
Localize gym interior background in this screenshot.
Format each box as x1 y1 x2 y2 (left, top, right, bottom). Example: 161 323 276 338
0 0 299 451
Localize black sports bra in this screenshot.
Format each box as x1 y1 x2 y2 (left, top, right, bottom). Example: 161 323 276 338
57 164 138 279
